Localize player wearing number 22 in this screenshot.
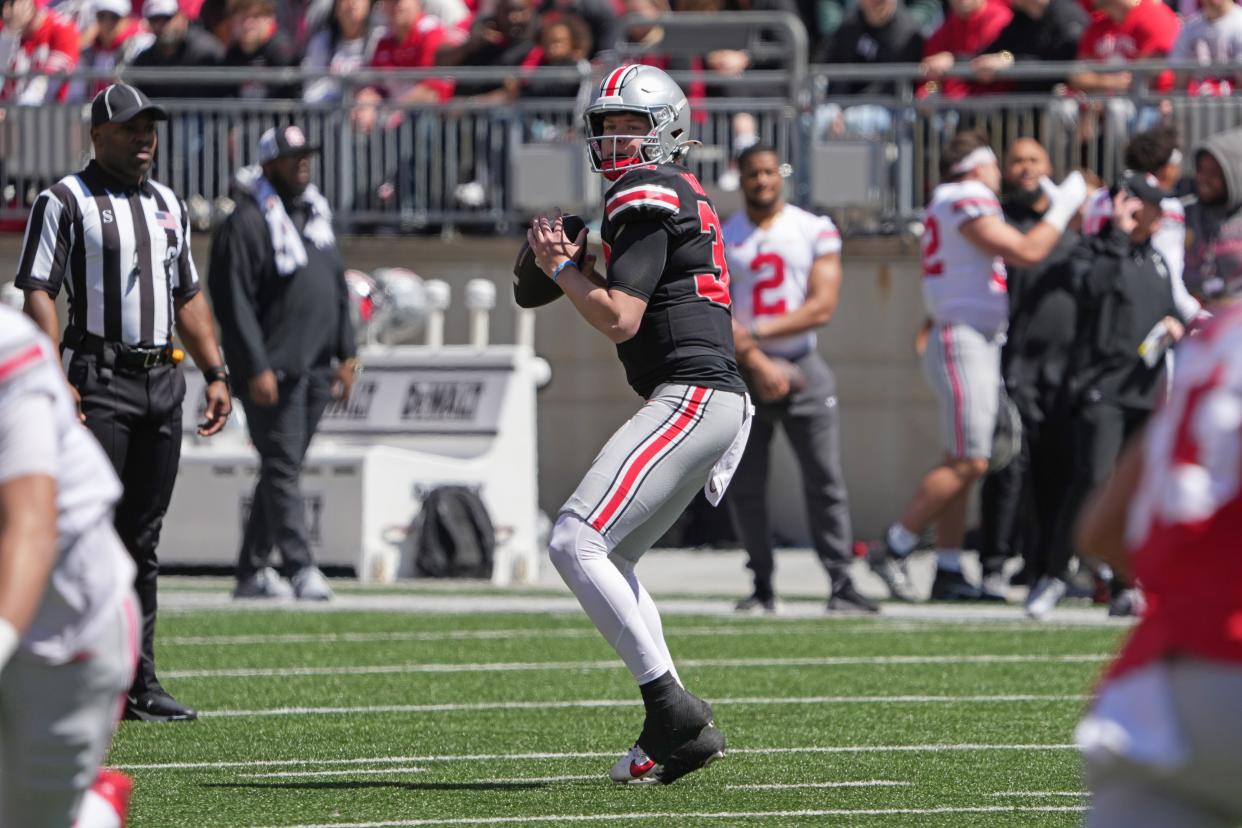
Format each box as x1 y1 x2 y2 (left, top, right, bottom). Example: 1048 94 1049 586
867 129 1089 602
723 144 875 615
525 64 751 786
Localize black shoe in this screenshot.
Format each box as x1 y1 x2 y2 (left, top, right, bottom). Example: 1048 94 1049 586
734 593 780 615
654 722 726 784
929 568 983 602
827 579 880 614
124 690 198 722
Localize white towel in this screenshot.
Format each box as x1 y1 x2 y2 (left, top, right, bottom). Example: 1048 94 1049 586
704 393 754 506
234 166 336 277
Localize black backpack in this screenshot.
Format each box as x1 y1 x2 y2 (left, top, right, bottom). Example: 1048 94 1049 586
411 486 495 579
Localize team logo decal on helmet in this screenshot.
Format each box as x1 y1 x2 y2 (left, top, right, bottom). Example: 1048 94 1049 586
584 65 693 180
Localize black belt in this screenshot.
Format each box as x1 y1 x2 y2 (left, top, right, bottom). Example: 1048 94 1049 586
63 328 173 371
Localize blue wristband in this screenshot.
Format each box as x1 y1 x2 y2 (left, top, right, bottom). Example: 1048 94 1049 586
549 258 575 283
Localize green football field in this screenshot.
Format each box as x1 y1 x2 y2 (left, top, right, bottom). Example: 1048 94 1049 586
109 584 1128 827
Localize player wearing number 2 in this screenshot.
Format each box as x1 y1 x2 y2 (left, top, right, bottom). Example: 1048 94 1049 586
868 129 1089 601
723 144 875 614
525 64 751 785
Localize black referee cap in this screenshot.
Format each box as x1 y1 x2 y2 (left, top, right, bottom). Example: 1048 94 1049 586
91 83 168 129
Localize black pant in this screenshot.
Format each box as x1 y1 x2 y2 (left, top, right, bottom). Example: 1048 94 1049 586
1046 401 1152 582
68 351 184 698
978 399 1075 579
236 370 332 579
727 353 853 600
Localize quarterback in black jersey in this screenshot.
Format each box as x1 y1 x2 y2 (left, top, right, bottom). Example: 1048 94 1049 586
527 64 751 786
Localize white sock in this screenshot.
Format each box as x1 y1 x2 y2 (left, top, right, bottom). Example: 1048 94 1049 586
75 790 122 828
937 548 963 572
886 523 918 556
548 514 671 685
614 555 681 687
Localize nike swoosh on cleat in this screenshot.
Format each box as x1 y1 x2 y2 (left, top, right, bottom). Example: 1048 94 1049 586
629 759 655 777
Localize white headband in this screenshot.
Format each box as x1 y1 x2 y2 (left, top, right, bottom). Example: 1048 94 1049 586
950 146 997 176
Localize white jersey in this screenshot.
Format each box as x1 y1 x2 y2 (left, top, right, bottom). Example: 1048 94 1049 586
921 180 1009 335
723 204 842 359
0 306 134 664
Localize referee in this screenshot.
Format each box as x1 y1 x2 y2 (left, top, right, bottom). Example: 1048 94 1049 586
15 83 232 723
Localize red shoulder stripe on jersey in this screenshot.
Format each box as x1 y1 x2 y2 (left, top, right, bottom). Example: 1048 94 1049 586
952 197 1000 213
605 186 680 220
0 343 42 384
1163 212 1186 224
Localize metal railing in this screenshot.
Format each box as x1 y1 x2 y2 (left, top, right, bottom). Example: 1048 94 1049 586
3 56 1242 232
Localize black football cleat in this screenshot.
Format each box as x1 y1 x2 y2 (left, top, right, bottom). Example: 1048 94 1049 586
124 690 198 722
655 722 726 785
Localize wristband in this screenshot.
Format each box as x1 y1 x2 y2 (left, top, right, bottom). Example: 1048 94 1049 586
0 617 18 671
203 365 230 385
549 259 575 283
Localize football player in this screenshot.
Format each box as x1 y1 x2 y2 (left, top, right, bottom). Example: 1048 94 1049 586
868 129 1088 601
722 144 875 614
1075 250 1242 827
0 304 137 827
526 64 751 785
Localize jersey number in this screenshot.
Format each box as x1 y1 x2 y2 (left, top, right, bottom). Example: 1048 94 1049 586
750 252 787 316
694 200 731 307
922 215 944 277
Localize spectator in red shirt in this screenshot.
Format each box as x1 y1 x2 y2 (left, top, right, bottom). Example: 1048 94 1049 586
351 0 453 131
68 0 151 101
918 0 1012 98
1070 0 1180 94
0 0 79 104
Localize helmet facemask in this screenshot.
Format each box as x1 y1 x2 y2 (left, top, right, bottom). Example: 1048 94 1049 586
585 103 682 180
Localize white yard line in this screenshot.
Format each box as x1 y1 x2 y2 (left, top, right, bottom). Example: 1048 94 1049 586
201 693 1084 719
992 791 1088 797
161 622 1107 647
726 780 912 790
163 653 1105 680
246 767 428 779
248 806 1088 828
117 742 1077 771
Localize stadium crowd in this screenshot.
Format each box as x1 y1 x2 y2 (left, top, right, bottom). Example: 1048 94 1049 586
2 0 1241 106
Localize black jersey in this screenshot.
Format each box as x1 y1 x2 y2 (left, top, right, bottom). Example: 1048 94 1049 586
601 163 748 399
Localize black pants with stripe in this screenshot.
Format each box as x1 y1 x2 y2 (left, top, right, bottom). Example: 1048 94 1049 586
67 351 184 698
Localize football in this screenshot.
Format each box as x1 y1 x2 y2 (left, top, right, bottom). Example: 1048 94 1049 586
513 213 588 309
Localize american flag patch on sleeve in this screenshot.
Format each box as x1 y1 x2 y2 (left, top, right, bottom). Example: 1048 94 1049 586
154 210 179 230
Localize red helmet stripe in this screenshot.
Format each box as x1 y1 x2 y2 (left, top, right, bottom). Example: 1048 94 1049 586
602 65 632 97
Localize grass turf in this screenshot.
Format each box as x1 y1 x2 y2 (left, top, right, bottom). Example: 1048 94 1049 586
108 601 1126 827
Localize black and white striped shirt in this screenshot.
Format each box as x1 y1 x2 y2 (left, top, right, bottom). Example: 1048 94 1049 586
14 161 200 347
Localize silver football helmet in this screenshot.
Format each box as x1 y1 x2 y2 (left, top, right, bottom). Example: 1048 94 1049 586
583 65 693 177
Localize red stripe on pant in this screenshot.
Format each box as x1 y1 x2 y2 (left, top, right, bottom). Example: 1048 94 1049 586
591 387 709 533
116 592 141 723
941 326 966 457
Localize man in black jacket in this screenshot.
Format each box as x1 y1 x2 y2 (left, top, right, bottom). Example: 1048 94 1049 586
820 0 924 94
129 0 226 99
1037 171 1185 618
970 0 1088 91
977 138 1081 606
208 126 358 600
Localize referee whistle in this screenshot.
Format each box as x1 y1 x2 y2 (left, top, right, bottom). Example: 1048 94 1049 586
171 348 185 364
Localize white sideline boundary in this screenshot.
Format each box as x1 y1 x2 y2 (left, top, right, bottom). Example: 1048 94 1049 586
160 621 1106 647
726 781 912 790
163 653 1106 680
202 693 1085 719
249 806 1089 828
117 743 1078 772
